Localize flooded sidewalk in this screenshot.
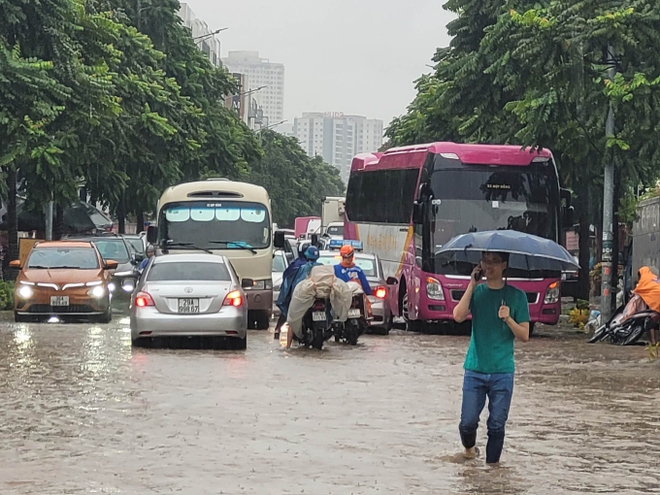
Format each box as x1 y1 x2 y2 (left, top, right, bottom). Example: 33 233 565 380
0 319 658 494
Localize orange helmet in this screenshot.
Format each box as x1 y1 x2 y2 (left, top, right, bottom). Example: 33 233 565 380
340 244 355 258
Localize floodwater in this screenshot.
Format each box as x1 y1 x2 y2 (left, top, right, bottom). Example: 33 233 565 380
0 316 659 494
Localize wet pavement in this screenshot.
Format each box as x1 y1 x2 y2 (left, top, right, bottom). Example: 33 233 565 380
0 315 659 494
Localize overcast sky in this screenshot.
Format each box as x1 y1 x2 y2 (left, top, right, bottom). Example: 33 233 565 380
184 0 455 128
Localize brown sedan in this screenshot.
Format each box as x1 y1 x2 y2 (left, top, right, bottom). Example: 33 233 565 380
11 241 118 323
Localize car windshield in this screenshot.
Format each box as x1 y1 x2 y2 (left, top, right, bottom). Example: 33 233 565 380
92 240 130 263
272 253 287 273
147 262 230 282
160 201 271 250
327 225 343 236
317 255 377 277
125 238 144 254
27 248 99 269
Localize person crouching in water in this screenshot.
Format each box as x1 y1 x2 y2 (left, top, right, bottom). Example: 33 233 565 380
452 252 530 465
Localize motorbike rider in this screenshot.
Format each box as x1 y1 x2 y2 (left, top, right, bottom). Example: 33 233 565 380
282 245 322 349
334 245 372 296
275 243 315 339
138 245 155 273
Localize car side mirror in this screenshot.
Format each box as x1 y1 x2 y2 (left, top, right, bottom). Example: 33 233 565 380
9 260 21 269
310 234 319 247
130 253 145 265
242 278 254 289
273 230 285 249
386 277 398 286
147 225 157 244
412 201 423 224
104 260 119 270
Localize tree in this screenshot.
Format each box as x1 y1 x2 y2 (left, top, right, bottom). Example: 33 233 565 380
249 130 344 227
387 0 660 300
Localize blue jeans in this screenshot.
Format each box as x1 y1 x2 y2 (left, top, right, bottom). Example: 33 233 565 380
459 370 514 464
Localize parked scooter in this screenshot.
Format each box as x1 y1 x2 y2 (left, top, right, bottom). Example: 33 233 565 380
335 281 368 345
588 294 660 345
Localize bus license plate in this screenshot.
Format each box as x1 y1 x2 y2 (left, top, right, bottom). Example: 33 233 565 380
348 309 361 318
178 298 200 314
50 296 69 307
312 311 326 322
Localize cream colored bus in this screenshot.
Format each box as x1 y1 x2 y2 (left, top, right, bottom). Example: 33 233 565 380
147 178 273 329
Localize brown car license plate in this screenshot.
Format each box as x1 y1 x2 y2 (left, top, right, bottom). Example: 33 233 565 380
50 296 70 307
178 298 199 314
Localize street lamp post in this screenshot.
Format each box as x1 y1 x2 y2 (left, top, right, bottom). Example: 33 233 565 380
193 27 228 43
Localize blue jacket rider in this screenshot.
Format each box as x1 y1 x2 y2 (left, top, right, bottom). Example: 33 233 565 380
334 244 372 296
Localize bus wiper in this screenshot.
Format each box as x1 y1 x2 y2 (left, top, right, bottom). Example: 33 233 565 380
209 241 257 255
164 242 212 254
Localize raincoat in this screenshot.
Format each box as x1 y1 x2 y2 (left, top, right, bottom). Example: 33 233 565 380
633 266 660 312
275 257 308 316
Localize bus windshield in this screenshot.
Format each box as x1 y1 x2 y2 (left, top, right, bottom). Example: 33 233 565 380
429 168 558 248
428 167 559 276
159 201 271 250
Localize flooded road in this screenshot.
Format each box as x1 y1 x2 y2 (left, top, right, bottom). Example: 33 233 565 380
0 317 659 494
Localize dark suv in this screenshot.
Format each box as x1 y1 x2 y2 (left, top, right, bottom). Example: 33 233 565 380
63 234 142 302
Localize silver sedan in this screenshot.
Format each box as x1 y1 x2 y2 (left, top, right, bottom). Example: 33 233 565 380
130 254 248 349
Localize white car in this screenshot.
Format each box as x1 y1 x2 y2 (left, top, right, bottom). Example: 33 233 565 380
130 253 249 349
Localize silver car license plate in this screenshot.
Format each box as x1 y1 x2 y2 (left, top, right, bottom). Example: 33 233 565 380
348 309 361 318
312 311 326 321
178 298 200 314
50 296 69 307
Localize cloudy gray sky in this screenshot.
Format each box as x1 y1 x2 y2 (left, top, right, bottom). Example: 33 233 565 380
184 0 455 128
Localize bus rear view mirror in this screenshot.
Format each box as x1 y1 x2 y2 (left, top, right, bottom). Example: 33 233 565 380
147 225 157 244
563 205 575 229
412 202 423 224
386 277 398 286
310 234 319 246
274 230 285 249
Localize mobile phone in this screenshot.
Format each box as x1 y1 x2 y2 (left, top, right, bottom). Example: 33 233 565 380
473 267 483 282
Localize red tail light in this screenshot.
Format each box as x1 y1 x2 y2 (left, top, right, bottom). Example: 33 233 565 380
374 287 387 299
223 290 243 307
313 300 325 310
135 291 154 307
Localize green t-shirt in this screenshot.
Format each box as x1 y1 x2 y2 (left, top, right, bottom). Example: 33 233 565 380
463 283 530 374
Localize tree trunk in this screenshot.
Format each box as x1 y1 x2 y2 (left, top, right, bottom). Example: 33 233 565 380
54 204 65 240
6 168 19 281
117 194 126 234
136 211 145 234
577 186 591 301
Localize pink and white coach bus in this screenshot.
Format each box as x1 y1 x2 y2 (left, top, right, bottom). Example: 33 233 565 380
343 142 572 332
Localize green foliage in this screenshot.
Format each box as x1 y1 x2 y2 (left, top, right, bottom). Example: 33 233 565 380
249 130 345 227
0 281 14 310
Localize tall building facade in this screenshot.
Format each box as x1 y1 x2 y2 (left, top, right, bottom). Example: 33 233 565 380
293 113 384 183
222 51 285 129
178 3 221 67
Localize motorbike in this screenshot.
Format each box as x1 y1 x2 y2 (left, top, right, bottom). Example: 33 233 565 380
297 297 336 350
335 282 368 345
588 294 660 346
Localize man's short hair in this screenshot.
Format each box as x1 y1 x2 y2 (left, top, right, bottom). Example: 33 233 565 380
483 251 510 263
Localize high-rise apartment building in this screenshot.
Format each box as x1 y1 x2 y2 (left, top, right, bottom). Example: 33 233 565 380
222 51 285 129
293 113 384 183
178 3 221 67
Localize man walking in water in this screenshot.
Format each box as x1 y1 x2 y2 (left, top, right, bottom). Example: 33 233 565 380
453 252 530 465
